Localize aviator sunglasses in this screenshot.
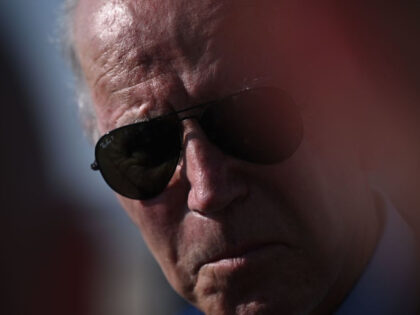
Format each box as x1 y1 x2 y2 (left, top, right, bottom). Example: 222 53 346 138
91 87 303 200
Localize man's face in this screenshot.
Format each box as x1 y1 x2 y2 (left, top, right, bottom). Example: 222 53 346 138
74 1 378 314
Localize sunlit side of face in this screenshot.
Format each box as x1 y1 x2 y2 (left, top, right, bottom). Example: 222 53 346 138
74 1 379 314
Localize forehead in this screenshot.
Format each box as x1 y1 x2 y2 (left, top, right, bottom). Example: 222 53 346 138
74 0 294 129
74 0 351 131
76 1 293 82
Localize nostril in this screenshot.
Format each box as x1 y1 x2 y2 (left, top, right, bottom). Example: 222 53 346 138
188 186 215 214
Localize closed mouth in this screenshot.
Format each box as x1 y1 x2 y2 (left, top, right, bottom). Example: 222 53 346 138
197 242 287 272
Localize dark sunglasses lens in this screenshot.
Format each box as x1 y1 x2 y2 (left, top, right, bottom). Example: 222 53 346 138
95 116 181 200
200 87 303 164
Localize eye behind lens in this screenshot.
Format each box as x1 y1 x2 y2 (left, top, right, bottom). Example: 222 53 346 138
200 87 303 164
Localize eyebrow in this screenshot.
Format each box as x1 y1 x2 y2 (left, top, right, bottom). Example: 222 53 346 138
137 83 274 125
124 76 275 127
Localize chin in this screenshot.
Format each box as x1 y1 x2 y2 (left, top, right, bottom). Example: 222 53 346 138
196 293 316 315
200 299 271 315
187 249 329 315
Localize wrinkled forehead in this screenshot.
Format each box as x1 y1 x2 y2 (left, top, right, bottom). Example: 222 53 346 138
74 0 353 89
74 0 290 85
74 0 361 131
75 0 225 62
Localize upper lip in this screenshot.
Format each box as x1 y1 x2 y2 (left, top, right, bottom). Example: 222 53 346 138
196 241 284 272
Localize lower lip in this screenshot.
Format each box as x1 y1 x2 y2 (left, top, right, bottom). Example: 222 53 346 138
200 244 286 273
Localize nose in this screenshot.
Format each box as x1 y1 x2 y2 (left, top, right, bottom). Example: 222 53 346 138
182 121 248 215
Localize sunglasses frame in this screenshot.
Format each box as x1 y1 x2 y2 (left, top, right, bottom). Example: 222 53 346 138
91 87 256 171
90 86 303 199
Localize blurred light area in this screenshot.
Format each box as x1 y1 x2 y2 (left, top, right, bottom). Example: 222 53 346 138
0 1 185 314
0 0 111 207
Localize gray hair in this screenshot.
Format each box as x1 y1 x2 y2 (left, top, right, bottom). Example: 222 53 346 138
60 0 99 143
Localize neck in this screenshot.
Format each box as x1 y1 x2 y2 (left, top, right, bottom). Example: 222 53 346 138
311 186 383 315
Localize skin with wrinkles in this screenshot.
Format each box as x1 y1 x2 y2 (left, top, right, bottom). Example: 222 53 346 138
74 1 380 314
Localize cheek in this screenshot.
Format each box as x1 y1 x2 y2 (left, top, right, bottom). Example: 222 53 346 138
116 166 189 237
116 177 194 289
189 158 348 313
117 194 184 251
249 141 350 263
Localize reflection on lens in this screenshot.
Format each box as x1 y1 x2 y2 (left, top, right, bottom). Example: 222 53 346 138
95 116 181 199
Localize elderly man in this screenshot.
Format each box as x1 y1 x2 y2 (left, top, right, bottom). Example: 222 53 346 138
67 0 419 314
